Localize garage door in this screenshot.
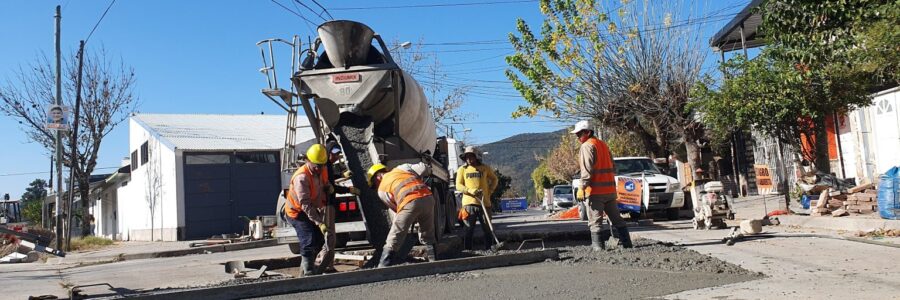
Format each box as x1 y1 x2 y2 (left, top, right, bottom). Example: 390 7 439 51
183 152 280 240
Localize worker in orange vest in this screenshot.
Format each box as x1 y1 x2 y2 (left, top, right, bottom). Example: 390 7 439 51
572 120 632 250
285 144 334 276
367 162 437 267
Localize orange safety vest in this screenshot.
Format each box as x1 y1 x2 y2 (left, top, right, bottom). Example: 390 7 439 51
584 137 616 196
285 164 329 219
378 169 433 213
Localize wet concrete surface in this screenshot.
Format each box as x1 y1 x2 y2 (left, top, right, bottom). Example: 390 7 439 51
255 238 763 299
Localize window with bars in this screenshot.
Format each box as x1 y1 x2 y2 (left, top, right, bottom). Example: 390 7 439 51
141 142 149 165
131 150 138 171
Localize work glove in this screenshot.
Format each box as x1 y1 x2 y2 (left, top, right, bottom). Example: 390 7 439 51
318 223 329 235
342 170 353 179
348 187 361 195
576 187 585 201
325 184 335 195
469 188 484 197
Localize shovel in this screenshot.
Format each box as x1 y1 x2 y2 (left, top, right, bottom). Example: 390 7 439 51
603 218 622 250
478 193 506 252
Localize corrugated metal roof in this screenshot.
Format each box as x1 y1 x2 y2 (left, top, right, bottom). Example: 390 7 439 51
709 0 765 52
133 114 313 151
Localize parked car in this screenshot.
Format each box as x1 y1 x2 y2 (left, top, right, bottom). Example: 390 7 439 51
551 185 575 209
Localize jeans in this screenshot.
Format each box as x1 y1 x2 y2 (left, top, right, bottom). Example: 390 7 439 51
287 212 324 258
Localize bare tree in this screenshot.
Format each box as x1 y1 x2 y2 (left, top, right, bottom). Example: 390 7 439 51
545 133 580 182
391 40 474 138
144 139 163 241
507 0 710 174
0 49 138 235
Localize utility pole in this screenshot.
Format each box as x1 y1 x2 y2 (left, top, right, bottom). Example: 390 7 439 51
64 41 85 251
53 5 65 249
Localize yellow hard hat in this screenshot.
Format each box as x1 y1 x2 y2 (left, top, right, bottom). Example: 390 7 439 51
367 163 387 187
306 144 328 165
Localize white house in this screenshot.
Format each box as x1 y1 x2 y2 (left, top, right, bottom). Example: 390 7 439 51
112 113 312 241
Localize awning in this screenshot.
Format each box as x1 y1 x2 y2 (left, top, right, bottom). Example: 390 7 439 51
709 0 765 52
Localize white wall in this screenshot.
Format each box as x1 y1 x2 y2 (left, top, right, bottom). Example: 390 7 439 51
117 119 180 241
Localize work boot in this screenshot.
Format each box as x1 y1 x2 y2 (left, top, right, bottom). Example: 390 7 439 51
300 256 316 276
484 236 494 250
425 244 438 262
463 231 474 250
377 250 395 268
590 231 604 251
616 226 634 249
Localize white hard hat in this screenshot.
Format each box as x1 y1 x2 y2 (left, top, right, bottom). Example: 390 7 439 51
571 120 592 134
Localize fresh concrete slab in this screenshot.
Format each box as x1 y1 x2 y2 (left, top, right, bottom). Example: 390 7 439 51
121 249 560 300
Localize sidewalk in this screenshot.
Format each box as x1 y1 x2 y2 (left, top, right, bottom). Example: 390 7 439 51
45 239 277 266
729 195 900 237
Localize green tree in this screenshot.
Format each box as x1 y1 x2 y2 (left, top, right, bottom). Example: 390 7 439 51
506 0 709 174
20 179 48 225
695 0 892 171
491 168 513 207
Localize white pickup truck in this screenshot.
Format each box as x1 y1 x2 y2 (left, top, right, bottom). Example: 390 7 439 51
613 157 684 220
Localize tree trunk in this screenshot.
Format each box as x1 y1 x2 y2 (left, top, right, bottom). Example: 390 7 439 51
684 141 701 181
78 178 91 236
652 120 669 159
813 115 831 174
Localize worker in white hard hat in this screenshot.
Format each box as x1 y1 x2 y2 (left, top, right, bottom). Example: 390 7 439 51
572 120 632 250
284 144 333 276
367 161 437 267
455 146 498 250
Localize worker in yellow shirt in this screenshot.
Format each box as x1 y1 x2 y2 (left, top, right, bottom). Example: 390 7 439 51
455 146 498 250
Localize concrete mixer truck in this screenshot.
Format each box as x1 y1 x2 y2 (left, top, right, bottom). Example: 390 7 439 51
258 21 459 256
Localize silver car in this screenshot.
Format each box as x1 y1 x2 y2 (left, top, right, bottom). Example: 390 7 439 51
552 185 575 209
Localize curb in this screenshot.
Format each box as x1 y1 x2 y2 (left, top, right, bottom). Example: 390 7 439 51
776 215 900 232
49 239 277 265
116 249 560 300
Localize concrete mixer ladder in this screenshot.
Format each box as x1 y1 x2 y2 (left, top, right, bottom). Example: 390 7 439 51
256 37 325 174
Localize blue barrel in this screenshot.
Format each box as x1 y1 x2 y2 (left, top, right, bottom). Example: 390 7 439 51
878 167 900 220
499 198 528 212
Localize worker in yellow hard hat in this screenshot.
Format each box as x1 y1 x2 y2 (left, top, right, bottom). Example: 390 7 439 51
456 146 498 250
367 161 437 267
284 143 333 276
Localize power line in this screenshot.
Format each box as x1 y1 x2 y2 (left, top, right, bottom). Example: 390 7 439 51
292 0 329 22
309 0 334 20
271 0 318 28
329 0 538 11
84 0 116 43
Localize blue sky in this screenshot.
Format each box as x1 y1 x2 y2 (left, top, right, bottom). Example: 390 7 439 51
0 0 747 197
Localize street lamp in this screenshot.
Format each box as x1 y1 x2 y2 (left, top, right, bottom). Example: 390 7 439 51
390 41 412 52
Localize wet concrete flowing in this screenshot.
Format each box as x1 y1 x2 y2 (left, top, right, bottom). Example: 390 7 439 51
257 238 764 299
